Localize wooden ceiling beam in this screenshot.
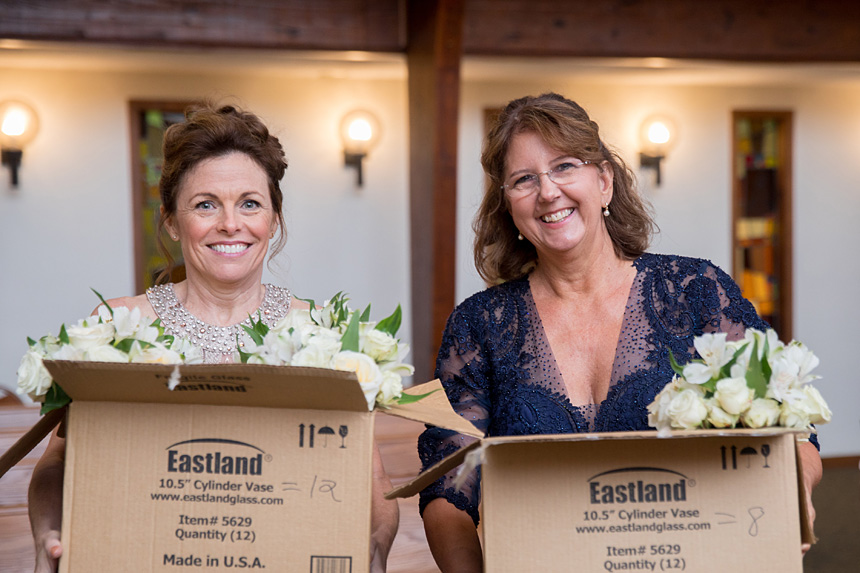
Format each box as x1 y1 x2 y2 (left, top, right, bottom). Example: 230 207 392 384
462 0 860 61
0 0 405 52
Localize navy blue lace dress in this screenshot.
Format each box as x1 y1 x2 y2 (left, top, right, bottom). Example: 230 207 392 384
417 253 814 526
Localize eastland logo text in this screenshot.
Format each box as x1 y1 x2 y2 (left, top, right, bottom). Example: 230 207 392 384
166 439 265 476
588 467 689 504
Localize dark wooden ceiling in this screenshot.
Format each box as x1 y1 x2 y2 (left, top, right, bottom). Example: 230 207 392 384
4 0 860 61
4 0 858 379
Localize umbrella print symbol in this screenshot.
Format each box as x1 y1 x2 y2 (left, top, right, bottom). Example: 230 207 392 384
740 446 758 468
317 426 336 447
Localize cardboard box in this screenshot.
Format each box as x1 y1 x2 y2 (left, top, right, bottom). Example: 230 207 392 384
18 361 480 573
389 428 814 573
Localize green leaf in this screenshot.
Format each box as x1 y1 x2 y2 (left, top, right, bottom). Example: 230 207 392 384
27 336 37 347
375 305 402 337
114 338 136 353
241 323 265 346
396 389 439 405
761 338 772 382
341 310 361 352
360 303 372 322
667 349 686 377
91 288 113 318
41 383 71 415
237 346 253 364
745 338 768 399
296 296 317 311
58 324 69 345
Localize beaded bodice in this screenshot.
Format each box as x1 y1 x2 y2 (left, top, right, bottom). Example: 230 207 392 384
417 254 774 526
146 283 292 364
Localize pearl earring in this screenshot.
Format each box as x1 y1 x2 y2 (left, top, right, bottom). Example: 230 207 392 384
171 234 178 241
518 233 524 241
603 204 610 217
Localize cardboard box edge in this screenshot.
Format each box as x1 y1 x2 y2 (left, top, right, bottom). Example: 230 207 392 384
384 441 481 499
0 405 66 478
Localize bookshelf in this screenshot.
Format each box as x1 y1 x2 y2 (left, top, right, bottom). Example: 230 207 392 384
731 111 793 340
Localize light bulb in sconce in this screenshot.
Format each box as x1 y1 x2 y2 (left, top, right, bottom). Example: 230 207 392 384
340 110 381 187
1 99 40 188
638 114 676 186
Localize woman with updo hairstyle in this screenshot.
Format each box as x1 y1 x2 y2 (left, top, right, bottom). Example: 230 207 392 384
28 101 399 573
418 93 821 571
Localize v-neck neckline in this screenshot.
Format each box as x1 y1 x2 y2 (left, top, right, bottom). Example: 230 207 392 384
525 258 641 410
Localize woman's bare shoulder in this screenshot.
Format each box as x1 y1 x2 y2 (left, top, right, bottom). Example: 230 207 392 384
291 296 310 311
92 294 157 320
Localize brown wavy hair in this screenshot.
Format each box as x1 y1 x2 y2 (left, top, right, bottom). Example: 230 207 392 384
156 100 288 283
475 93 655 284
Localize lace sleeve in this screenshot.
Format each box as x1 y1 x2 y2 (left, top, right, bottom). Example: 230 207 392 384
417 302 491 527
698 261 770 337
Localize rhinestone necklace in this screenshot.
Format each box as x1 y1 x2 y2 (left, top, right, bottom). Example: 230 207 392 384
146 283 292 363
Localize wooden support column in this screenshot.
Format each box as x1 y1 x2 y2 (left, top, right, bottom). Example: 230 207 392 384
407 0 464 382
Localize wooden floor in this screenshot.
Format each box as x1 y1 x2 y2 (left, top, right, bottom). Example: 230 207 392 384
0 401 440 573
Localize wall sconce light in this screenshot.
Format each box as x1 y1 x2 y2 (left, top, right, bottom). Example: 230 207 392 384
340 110 381 187
638 115 676 186
1 100 40 188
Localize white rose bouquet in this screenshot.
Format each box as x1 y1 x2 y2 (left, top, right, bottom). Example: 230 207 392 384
647 328 831 438
16 291 202 414
239 292 420 411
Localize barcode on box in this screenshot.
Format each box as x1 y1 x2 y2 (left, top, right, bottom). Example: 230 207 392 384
310 556 352 573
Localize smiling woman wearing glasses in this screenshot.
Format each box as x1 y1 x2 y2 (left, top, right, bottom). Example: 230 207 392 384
416 92 822 571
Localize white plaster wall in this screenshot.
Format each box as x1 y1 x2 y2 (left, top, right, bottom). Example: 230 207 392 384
0 66 412 395
458 81 860 457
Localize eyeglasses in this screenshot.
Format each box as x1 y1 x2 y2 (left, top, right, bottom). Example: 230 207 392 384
502 160 592 197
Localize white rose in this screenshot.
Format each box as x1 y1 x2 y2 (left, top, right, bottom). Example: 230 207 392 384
291 334 342 367
51 343 84 361
714 377 755 415
375 371 403 408
290 341 336 368
331 351 384 411
741 398 781 428
130 342 183 364
647 385 677 433
84 344 130 363
706 398 739 428
16 350 54 398
67 319 115 350
362 329 399 362
799 385 832 425
779 399 811 430
666 388 709 430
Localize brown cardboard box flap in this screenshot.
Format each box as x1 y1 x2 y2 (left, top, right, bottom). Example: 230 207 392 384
43 360 369 411
0 405 67 477
380 379 484 438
